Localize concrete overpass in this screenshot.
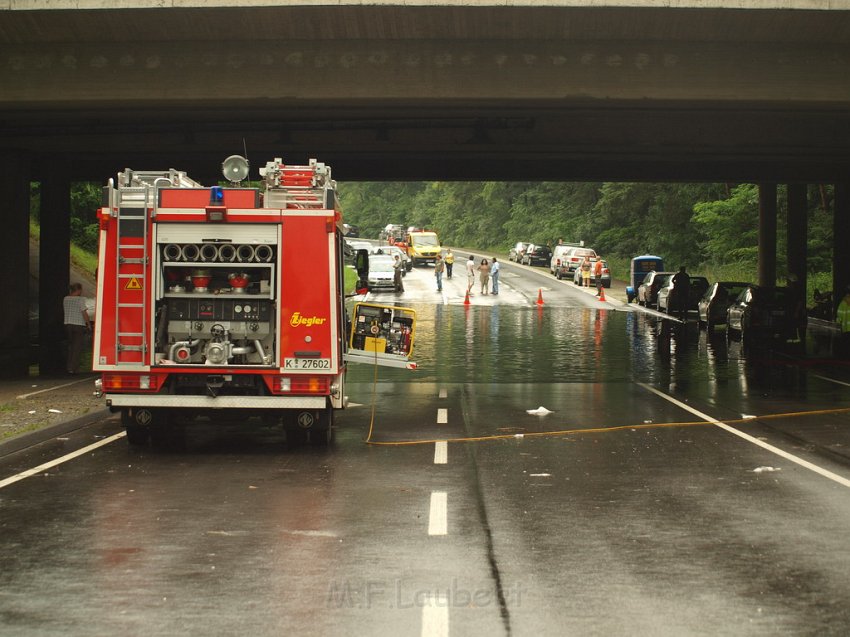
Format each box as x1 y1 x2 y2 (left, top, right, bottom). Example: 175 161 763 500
1 1 850 375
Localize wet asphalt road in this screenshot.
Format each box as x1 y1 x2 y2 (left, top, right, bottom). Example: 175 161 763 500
3 261 850 636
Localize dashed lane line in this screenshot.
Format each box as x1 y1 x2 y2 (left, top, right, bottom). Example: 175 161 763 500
421 594 449 637
437 408 448 424
428 491 448 536
434 441 448 465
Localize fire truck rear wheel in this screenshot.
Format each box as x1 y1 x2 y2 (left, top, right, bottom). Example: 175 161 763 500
121 410 151 446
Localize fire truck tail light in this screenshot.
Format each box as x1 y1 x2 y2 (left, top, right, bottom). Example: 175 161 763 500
270 376 329 395
102 374 159 392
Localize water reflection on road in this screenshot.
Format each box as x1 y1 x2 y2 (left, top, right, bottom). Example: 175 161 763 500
346 301 841 413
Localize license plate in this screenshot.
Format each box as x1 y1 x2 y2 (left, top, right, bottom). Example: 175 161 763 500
284 358 332 370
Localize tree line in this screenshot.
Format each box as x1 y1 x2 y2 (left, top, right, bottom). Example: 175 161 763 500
337 181 835 287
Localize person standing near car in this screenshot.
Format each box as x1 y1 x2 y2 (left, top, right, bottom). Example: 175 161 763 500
580 256 592 287
594 258 604 296
445 249 454 279
393 255 405 293
434 254 444 292
490 257 501 295
672 266 690 321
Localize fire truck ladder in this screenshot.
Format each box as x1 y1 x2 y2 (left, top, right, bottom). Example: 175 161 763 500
112 183 153 365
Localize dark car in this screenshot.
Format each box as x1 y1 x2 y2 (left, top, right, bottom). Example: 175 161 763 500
697 281 751 329
521 244 552 267
726 285 789 341
509 242 531 262
657 275 709 314
637 271 675 307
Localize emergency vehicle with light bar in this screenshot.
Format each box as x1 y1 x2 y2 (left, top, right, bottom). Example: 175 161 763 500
92 155 414 447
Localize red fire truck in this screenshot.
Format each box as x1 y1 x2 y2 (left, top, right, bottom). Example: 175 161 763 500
93 155 414 448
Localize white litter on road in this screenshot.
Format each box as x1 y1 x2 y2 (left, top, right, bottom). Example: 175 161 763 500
753 466 781 473
526 406 553 415
48 409 63 414
742 414 757 419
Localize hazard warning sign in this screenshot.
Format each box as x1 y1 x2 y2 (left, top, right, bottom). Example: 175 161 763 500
125 277 143 290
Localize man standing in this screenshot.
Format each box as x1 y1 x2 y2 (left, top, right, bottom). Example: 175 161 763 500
466 255 476 295
393 255 405 293
490 257 501 295
434 254 445 292
63 282 91 374
444 249 454 279
671 266 690 321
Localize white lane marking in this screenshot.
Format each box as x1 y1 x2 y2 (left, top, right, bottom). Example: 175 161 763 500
814 374 850 388
638 383 850 489
439 388 448 399
16 376 94 400
421 593 449 637
434 441 447 465
428 491 448 535
437 408 448 424
0 431 126 490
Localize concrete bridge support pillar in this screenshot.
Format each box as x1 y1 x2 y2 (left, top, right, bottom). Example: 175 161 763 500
758 183 777 287
0 153 32 378
39 176 72 376
834 183 850 304
786 183 808 291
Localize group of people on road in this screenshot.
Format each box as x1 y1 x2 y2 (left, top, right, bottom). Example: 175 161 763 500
461 254 500 296
579 256 607 298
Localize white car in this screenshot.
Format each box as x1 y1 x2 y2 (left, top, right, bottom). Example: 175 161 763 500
371 245 411 273
367 255 398 290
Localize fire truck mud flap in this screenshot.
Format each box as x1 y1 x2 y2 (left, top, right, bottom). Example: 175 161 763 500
121 407 185 450
283 406 334 446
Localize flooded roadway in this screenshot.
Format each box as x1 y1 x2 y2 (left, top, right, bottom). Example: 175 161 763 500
3 261 850 635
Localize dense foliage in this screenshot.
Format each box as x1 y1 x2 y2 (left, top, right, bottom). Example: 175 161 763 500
337 181 835 283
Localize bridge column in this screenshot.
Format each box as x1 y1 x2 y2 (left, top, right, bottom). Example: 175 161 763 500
786 183 808 290
39 176 72 376
835 183 850 305
0 152 32 378
758 183 777 287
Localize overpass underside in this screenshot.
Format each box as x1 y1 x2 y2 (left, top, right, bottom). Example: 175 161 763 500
1 3 850 376
1 5 849 181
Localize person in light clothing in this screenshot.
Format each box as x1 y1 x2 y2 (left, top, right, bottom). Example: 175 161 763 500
63 282 91 374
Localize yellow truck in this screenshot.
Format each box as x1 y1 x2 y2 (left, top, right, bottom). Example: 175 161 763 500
405 230 442 267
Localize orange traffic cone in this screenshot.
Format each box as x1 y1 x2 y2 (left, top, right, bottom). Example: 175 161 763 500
536 289 545 306
464 290 471 305
598 286 606 302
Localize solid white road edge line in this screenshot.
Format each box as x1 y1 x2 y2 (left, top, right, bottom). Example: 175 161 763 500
638 383 850 489
0 431 126 490
16 375 94 400
434 441 448 465
437 408 448 424
421 593 449 637
428 491 448 536
813 374 850 388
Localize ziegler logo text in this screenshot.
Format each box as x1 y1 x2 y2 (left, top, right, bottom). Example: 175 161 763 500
290 312 327 327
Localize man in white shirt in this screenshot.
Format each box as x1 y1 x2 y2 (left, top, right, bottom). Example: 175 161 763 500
63 282 91 374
